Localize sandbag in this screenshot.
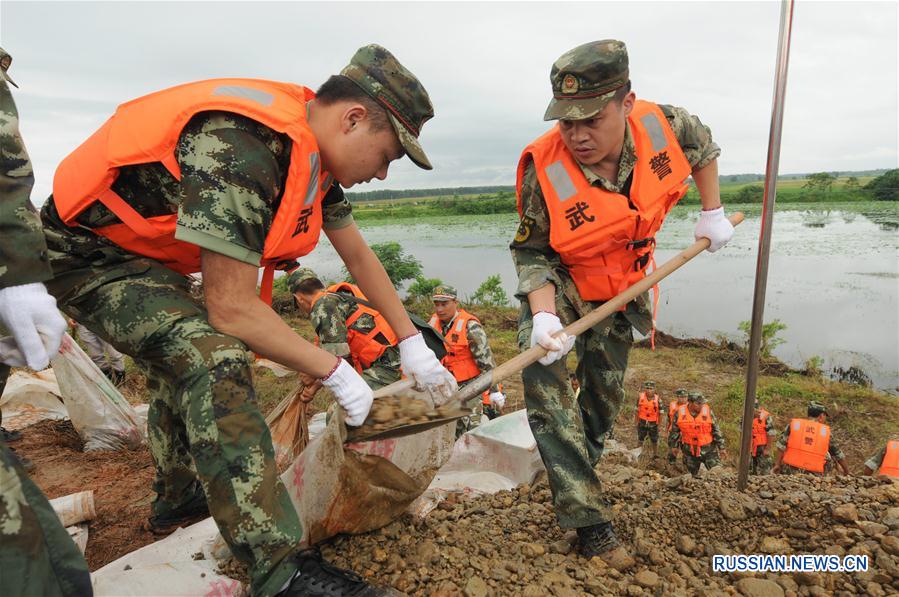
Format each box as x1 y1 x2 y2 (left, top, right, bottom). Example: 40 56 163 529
50 334 144 451
280 395 455 546
0 369 68 430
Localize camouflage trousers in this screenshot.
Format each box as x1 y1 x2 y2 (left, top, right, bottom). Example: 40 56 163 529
44 258 302 597
750 449 773 475
1 365 92 597
518 303 633 529
360 358 402 391
637 421 659 445
680 445 722 477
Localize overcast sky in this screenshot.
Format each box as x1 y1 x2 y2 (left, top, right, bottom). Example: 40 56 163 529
2 1 896 201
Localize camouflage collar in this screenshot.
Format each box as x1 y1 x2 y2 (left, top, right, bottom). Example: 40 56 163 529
576 123 635 193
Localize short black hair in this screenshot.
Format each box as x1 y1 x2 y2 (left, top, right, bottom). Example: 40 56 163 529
612 80 632 104
293 278 325 295
315 75 390 132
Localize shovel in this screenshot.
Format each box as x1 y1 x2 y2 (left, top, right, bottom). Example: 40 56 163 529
346 212 745 442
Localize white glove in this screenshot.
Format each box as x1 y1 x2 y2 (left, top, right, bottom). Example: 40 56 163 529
399 332 458 405
530 311 574 366
0 283 67 371
320 359 373 427
694 206 734 253
489 392 506 409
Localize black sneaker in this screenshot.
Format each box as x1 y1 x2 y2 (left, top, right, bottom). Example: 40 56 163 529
576 522 635 570
1 427 22 442
278 548 389 596
145 487 210 535
110 369 126 387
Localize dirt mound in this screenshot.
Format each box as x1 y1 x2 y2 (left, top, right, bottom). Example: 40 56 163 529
316 466 899 596
14 419 157 571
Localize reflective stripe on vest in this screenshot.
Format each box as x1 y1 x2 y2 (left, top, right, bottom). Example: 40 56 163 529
677 404 713 457
312 283 397 373
751 409 770 455
638 392 660 423
782 418 830 473
53 79 331 276
515 100 691 301
879 440 899 478
429 309 482 383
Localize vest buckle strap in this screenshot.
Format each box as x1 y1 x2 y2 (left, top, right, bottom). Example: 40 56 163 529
627 237 655 250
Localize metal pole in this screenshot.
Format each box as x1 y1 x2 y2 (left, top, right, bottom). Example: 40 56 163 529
738 0 795 492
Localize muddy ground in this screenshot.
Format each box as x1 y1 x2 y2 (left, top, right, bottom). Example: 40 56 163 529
9 333 899 594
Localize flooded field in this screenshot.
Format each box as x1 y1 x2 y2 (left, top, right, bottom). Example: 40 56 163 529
300 201 899 393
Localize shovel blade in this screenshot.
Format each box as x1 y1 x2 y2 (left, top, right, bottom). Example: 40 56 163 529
344 410 469 443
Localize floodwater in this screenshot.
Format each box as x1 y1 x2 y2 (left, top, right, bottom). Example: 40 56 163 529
299 202 899 393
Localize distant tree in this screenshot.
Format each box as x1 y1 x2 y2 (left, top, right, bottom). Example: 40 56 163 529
469 275 509 307
344 242 422 288
733 184 764 203
738 319 787 358
406 275 444 301
864 169 899 201
803 172 836 194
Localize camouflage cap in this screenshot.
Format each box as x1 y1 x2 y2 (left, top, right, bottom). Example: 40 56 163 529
807 401 827 417
642 380 655 388
341 44 435 170
544 39 629 121
286 267 321 294
675 388 688 398
754 399 761 410
0 48 18 88
687 391 705 404
432 285 457 301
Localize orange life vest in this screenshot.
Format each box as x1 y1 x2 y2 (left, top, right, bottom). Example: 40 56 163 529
677 404 714 457
429 309 482 384
515 100 691 302
637 392 660 423
53 79 332 291
782 418 830 473
667 400 681 432
311 283 397 373
751 409 771 456
878 440 899 478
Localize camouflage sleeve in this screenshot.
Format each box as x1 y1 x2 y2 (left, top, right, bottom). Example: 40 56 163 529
321 184 354 231
509 161 565 300
710 412 725 449
659 104 721 171
828 438 845 461
865 446 886 471
0 77 52 288
174 111 290 266
765 414 776 437
466 320 499 393
310 295 354 362
668 411 681 447
775 425 790 452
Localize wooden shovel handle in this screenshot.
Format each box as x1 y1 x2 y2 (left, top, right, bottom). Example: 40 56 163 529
454 212 746 404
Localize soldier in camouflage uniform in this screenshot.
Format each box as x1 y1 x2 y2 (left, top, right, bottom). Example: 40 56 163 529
288 267 402 390
634 380 661 450
510 40 734 562
668 392 727 476
773 402 850 476
864 437 899 477
38 45 454 596
0 47 93 597
747 399 776 475
666 388 689 462
429 285 505 436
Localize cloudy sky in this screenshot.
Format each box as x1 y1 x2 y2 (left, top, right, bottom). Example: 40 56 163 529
2 1 896 202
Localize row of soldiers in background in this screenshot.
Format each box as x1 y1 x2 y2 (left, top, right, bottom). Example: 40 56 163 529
287 271 505 436
633 383 899 478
